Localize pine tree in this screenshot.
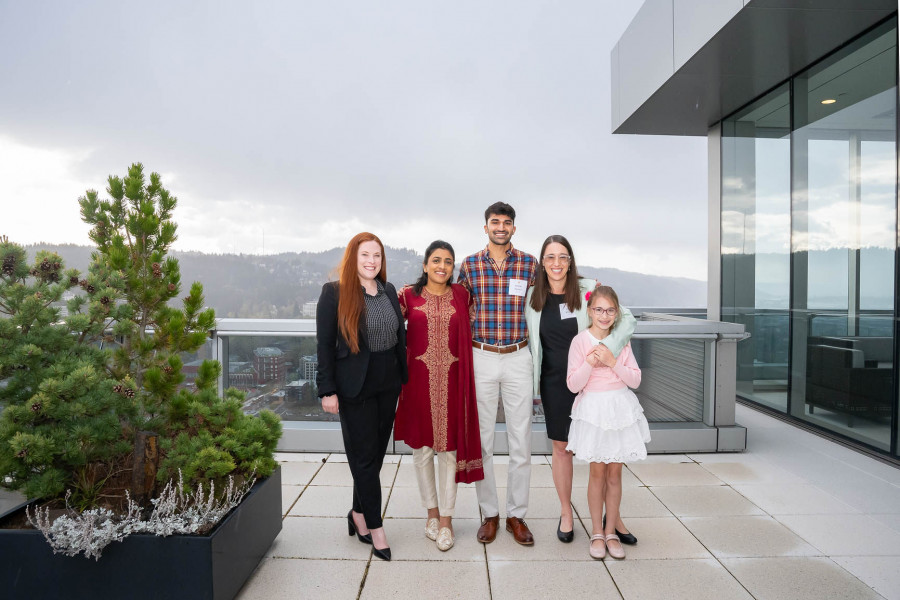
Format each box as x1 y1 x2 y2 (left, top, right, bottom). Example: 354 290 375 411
78 163 280 492
0 239 135 505
1 162 280 509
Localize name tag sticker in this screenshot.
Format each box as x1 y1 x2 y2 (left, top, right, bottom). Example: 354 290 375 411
559 303 576 319
508 278 528 297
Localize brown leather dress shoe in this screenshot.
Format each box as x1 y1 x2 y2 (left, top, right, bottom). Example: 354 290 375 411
505 517 535 546
477 516 500 543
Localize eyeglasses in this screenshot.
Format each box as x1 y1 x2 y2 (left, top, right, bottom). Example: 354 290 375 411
542 254 570 264
590 307 617 317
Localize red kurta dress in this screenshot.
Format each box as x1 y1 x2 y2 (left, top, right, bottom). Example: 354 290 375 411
395 284 484 483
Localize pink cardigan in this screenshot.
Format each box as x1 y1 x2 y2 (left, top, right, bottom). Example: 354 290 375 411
566 330 641 394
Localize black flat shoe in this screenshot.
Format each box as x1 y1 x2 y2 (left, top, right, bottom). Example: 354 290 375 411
602 515 637 545
347 510 372 544
373 546 391 561
557 518 574 543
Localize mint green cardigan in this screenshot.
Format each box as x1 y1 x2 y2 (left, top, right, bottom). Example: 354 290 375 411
525 278 636 397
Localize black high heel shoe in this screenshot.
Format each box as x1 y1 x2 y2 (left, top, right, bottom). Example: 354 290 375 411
557 517 574 543
602 515 637 545
373 546 391 561
347 510 372 545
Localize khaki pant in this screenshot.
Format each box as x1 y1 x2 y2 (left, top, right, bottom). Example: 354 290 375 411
472 346 533 519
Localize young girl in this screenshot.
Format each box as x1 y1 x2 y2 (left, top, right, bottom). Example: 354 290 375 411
565 285 650 560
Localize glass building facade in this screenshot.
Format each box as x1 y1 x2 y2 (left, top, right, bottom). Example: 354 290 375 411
721 19 898 456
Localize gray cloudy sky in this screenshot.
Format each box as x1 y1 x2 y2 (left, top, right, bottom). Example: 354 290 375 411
0 1 707 280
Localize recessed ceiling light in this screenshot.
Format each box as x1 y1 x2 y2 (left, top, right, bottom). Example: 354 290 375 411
821 99 837 105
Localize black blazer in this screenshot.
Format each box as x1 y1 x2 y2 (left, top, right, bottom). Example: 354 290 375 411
315 280 408 400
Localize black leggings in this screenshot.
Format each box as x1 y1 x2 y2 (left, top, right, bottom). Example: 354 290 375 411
338 350 401 529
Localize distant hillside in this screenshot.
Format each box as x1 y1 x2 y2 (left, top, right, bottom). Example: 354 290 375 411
25 244 706 316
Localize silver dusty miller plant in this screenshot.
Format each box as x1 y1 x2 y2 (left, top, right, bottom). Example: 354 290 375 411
26 471 255 560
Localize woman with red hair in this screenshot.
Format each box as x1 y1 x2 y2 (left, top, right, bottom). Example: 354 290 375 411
316 232 408 561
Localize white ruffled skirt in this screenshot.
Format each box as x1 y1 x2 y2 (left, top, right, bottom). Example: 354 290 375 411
565 387 651 464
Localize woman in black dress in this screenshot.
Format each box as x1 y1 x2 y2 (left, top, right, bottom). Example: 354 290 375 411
525 235 635 543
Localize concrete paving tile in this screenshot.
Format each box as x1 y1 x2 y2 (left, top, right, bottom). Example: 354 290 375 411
278 461 322 485
384 484 481 519
380 518 485 561
590 517 712 560
361 560 490 600
732 483 858 515
497 486 580 519
236 557 367 600
628 462 723 486
572 485 672 519
489 560 620 600
606 558 753 600
289 485 390 517
274 452 330 463
0 488 26 515
681 516 821 558
775 514 900 556
833 556 900 600
308 461 397 487
686 452 752 463
267 516 376 560
815 474 900 515
281 485 304 516
872 513 900 535
392 463 421 487
630 454 692 464
696 460 806 485
652 485 765 517
484 517 597 561
720 557 883 600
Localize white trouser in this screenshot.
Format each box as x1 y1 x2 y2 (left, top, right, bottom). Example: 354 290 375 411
413 447 458 517
472 346 533 519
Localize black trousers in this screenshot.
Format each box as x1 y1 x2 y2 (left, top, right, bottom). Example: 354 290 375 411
338 350 401 529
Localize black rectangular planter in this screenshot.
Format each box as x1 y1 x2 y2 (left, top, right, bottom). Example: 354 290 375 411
0 466 281 600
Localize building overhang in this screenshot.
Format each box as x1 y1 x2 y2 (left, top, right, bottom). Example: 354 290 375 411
611 0 897 136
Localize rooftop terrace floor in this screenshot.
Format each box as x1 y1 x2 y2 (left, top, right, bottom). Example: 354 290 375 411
238 404 900 600
0 405 900 600
2 403 896 599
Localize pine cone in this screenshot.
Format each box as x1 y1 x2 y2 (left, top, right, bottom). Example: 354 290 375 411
30 402 42 413
69 276 80 285
100 296 111 305
163 365 174 374
79 279 88 288
86 284 95 294
40 259 51 271
113 384 124 394
15 449 27 459
167 283 176 292
2 255 15 276
124 388 135 398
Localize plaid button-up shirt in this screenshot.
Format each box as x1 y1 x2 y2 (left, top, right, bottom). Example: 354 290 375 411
457 245 537 346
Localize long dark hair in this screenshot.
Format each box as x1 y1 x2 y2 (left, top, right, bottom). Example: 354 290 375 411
337 232 386 353
413 240 455 296
530 234 582 312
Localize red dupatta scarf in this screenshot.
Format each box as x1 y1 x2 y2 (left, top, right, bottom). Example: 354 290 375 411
452 284 484 484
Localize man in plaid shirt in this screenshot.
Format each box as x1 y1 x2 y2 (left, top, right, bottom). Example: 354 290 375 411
457 202 538 546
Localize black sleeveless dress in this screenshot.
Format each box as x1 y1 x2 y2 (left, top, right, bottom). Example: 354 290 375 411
539 293 580 441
